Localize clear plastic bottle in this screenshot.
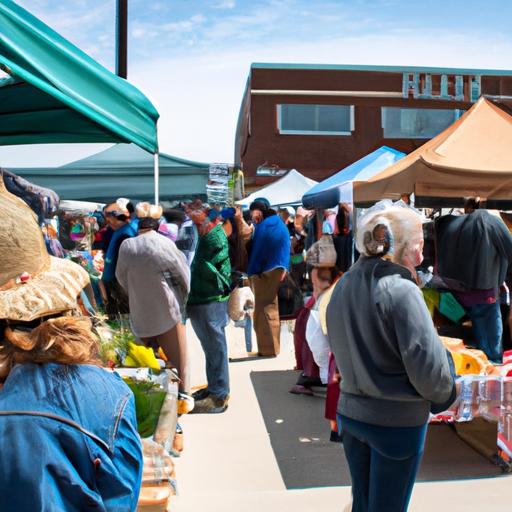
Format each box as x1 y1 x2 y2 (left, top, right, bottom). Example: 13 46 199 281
457 376 474 422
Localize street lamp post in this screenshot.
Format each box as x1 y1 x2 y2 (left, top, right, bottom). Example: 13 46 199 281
116 0 128 78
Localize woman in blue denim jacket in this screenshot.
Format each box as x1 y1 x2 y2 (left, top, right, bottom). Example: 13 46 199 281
0 317 143 511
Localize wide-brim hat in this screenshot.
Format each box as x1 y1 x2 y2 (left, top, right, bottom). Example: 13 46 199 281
0 256 89 322
0 179 89 322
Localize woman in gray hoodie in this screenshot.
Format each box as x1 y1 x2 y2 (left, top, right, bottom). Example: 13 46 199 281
327 205 456 512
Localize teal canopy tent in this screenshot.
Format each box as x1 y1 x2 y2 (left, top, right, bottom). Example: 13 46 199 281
12 144 209 202
0 0 161 199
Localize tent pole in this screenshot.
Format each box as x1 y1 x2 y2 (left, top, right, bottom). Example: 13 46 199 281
154 152 160 205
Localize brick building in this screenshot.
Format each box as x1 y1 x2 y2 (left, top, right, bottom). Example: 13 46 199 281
235 63 512 191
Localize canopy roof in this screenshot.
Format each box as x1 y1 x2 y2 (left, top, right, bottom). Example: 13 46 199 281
237 169 317 207
353 98 512 208
12 144 209 202
302 146 405 209
0 0 159 152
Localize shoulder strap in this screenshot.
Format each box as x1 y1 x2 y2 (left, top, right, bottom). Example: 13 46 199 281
0 410 111 453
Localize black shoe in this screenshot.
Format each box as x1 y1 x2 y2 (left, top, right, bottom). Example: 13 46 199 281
330 430 343 443
191 388 210 401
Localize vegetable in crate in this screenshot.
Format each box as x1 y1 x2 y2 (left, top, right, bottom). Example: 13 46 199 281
125 378 167 438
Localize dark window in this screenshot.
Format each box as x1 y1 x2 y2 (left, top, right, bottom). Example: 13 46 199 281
278 104 354 135
382 107 464 139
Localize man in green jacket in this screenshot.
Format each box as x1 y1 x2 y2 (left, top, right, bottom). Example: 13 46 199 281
187 205 232 414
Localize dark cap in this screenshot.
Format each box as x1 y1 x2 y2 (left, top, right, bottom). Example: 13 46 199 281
249 197 271 212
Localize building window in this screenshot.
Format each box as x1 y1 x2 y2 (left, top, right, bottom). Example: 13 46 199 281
277 104 354 135
382 107 464 139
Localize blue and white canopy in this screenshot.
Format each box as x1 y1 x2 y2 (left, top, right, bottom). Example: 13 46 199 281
302 146 405 209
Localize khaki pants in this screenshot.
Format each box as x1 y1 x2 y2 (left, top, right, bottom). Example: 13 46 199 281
251 268 283 356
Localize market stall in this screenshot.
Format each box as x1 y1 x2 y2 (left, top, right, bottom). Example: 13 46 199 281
0 0 160 201
353 98 512 209
302 146 405 209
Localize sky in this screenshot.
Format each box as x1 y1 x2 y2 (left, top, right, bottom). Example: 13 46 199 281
1 0 512 167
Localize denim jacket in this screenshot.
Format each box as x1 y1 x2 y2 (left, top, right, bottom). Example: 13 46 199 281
0 363 142 511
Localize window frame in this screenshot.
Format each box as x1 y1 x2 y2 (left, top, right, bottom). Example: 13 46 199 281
276 104 355 136
381 107 464 139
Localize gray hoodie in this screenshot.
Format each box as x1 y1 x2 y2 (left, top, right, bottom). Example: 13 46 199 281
327 257 455 427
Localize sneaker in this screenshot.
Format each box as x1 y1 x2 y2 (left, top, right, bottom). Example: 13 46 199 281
191 388 210 401
189 395 228 414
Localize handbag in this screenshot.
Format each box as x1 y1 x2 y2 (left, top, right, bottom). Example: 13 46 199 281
306 235 337 267
278 273 304 320
228 286 254 322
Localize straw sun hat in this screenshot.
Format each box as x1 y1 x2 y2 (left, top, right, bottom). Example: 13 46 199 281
0 180 89 322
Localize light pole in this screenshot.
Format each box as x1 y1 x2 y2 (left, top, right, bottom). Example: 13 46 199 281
115 0 128 78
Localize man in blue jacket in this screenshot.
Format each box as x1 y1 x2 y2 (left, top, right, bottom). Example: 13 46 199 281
247 199 290 356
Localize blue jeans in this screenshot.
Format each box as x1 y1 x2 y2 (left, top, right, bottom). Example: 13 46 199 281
187 301 230 399
338 414 427 512
466 302 503 363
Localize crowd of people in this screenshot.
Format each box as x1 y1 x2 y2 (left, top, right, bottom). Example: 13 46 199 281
2 176 512 511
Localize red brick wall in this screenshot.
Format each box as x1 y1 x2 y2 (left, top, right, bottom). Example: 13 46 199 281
239 68 512 190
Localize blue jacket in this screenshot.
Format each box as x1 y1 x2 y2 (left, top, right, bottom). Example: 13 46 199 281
102 220 138 282
0 363 142 511
247 214 291 276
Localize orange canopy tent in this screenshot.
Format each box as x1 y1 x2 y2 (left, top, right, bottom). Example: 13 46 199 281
353 98 512 208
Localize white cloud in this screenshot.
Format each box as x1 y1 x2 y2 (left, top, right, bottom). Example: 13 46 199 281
15 0 115 68
213 0 237 9
163 14 207 32
132 27 147 39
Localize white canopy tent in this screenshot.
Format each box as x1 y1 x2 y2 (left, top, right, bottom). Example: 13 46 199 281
237 169 317 207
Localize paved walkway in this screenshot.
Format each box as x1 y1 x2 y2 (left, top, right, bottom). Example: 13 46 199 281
171 323 511 511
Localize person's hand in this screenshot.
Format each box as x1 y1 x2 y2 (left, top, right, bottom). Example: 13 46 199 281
234 205 243 223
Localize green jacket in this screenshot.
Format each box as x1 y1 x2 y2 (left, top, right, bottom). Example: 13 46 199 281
188 224 232 305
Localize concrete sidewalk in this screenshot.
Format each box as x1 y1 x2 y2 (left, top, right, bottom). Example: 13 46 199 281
171 323 511 511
